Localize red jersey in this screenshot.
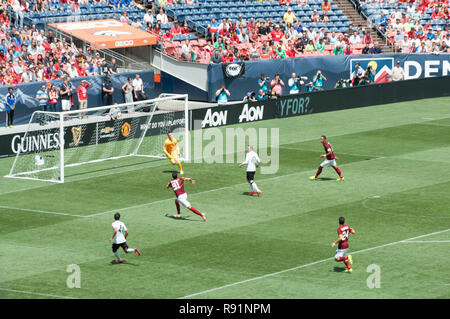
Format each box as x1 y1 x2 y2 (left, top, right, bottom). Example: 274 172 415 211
76 83 89 101
337 224 352 249
169 178 186 197
323 141 335 160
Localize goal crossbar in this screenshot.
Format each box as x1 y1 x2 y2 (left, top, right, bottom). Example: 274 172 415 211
5 94 189 183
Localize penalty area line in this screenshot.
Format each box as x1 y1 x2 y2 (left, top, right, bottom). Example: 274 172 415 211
0 205 87 218
178 228 450 299
0 287 77 299
85 156 386 218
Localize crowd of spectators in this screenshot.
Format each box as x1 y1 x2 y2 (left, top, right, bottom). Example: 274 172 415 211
156 2 391 64
364 0 450 53
0 0 151 86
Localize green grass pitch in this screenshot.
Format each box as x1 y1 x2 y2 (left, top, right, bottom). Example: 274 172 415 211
1 96 450 299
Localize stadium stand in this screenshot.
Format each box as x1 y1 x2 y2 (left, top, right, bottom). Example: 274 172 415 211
354 0 449 53
0 0 448 86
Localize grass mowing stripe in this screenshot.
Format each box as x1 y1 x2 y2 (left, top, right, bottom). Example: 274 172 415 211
0 287 77 299
279 146 384 159
280 114 450 146
2 113 449 198
0 205 85 218
85 156 386 218
179 228 450 299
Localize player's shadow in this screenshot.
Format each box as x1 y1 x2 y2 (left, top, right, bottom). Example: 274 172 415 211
332 266 347 272
109 260 139 267
317 177 336 181
164 214 199 222
162 170 177 174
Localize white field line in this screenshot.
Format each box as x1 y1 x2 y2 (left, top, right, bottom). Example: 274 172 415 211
0 158 168 197
416 123 450 128
0 205 86 218
280 113 450 147
401 240 450 243
0 287 77 299
179 228 450 299
85 156 385 218
2 113 450 197
0 156 386 219
362 198 450 219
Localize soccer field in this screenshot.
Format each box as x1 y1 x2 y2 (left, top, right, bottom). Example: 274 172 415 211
1 96 450 299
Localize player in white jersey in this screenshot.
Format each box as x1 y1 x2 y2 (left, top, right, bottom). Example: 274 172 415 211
239 145 262 197
108 213 142 263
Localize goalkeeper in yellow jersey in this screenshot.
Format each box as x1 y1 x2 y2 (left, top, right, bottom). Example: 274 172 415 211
164 132 184 174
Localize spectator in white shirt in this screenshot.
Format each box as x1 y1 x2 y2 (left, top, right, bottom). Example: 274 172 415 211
401 35 411 51
393 6 402 20
144 8 154 26
180 39 191 60
349 31 361 45
132 73 145 101
156 8 168 25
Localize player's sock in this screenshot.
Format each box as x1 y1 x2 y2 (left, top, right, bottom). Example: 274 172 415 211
343 260 351 269
175 200 181 214
177 161 183 172
253 182 260 192
189 206 203 217
333 166 343 178
126 248 135 253
249 182 255 192
315 166 323 178
114 252 121 260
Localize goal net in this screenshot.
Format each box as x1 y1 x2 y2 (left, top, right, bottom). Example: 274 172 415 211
6 94 189 183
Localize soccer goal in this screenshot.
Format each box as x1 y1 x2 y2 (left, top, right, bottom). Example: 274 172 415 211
6 94 189 183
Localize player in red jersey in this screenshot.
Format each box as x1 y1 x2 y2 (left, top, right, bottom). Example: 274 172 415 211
310 135 344 181
166 171 206 221
331 216 355 273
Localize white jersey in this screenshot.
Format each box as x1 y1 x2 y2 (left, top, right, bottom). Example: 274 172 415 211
242 150 261 172
112 221 127 244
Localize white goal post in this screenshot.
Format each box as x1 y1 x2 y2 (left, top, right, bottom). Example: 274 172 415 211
5 93 189 183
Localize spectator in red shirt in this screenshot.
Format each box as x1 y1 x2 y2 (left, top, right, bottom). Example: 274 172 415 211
181 23 190 35
432 7 443 19
163 29 174 42
344 44 353 55
76 79 90 119
219 25 229 39
270 25 284 42
286 41 296 57
229 31 240 44
170 22 182 35
311 10 320 22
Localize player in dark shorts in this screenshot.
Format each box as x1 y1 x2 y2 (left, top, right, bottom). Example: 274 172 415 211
310 135 344 181
331 216 355 273
167 171 206 221
108 213 141 263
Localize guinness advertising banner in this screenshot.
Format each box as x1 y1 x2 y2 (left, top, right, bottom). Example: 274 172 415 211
0 111 186 158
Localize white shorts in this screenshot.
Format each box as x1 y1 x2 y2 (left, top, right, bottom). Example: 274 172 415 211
177 193 191 208
320 159 337 168
61 100 71 111
334 248 348 259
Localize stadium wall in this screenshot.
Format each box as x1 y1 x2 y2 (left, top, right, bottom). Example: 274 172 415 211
207 53 450 102
0 70 155 126
196 75 450 127
1 76 448 158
